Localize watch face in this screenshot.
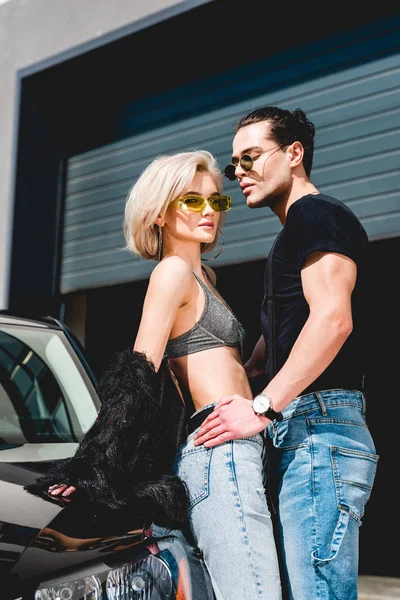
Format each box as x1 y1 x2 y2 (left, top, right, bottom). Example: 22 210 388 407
253 394 271 414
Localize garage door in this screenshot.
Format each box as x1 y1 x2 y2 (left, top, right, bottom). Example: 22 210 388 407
61 16 400 293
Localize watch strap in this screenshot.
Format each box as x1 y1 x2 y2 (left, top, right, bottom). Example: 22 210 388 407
263 407 283 422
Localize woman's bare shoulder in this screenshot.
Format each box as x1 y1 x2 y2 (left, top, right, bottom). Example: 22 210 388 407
150 256 193 289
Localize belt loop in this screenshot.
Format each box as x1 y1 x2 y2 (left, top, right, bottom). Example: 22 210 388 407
361 391 367 418
273 420 279 446
315 391 327 416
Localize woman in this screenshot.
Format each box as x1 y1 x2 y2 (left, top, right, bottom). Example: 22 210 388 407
40 150 281 600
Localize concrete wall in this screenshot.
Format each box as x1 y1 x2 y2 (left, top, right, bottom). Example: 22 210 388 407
0 0 204 309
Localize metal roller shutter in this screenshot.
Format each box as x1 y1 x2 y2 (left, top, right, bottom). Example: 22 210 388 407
61 17 400 293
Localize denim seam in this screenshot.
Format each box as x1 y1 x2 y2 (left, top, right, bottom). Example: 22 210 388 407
311 418 367 424
338 503 363 523
331 445 379 462
235 435 263 446
178 446 211 458
337 479 373 492
298 388 363 398
309 415 340 596
308 417 316 498
285 400 363 419
230 441 264 598
308 416 321 595
278 442 308 453
184 448 212 509
330 449 366 523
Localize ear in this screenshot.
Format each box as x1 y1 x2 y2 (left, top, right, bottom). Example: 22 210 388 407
288 141 304 167
154 216 163 227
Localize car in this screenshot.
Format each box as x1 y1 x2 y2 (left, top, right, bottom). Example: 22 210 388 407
0 311 214 600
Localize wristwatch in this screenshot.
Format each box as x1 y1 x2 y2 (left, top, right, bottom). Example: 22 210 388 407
252 393 283 422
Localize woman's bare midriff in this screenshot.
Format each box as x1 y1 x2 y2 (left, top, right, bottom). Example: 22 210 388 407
168 345 252 412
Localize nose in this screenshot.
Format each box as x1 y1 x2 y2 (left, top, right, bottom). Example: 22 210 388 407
234 163 246 180
202 200 215 215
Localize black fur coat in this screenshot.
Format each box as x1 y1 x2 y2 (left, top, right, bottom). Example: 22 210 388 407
24 348 191 532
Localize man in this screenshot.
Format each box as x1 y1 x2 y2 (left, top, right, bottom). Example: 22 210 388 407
194 106 379 599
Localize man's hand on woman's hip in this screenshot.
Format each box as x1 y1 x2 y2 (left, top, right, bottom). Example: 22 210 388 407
193 395 268 447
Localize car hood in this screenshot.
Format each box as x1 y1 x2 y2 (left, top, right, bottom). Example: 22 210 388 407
0 452 148 598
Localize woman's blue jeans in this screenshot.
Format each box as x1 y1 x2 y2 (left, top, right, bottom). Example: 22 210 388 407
266 389 379 600
173 403 282 600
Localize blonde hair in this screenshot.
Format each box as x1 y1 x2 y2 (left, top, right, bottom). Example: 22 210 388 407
123 150 225 260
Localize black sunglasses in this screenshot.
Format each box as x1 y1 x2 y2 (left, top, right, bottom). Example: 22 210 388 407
224 146 282 181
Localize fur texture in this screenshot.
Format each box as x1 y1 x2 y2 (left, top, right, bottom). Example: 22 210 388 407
24 348 190 530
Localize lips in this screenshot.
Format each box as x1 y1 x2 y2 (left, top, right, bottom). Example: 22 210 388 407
240 183 254 196
199 222 214 229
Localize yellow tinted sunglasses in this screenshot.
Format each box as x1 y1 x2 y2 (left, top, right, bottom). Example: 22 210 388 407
173 194 232 213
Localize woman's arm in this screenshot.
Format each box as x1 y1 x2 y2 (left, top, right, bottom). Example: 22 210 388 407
48 257 193 499
134 257 192 369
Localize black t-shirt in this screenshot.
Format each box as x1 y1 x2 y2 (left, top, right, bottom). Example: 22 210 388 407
260 193 370 394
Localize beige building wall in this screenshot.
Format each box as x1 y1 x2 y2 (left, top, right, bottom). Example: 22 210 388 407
0 0 203 309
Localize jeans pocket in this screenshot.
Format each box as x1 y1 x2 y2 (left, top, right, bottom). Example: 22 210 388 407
331 445 379 523
173 446 212 511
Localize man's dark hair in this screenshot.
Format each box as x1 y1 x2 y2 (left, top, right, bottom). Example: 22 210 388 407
235 106 316 177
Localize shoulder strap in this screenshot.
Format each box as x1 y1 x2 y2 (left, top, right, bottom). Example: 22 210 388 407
189 267 206 289
201 265 215 286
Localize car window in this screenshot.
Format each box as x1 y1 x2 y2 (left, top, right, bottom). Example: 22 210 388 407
0 326 99 445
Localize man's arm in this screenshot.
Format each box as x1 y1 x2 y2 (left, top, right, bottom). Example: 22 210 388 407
261 250 355 408
194 250 356 447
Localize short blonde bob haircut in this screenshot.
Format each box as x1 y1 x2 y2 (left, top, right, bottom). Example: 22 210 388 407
123 150 225 260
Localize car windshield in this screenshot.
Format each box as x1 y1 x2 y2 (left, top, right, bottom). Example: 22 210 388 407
0 322 99 445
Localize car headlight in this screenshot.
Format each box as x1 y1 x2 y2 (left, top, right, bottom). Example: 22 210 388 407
34 555 174 600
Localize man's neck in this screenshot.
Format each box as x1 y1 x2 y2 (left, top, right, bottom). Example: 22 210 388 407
275 180 319 225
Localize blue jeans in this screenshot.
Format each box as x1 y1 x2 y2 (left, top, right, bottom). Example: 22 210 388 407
266 389 379 600
173 403 282 600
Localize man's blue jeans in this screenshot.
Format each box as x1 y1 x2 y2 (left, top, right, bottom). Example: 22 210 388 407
266 389 379 600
